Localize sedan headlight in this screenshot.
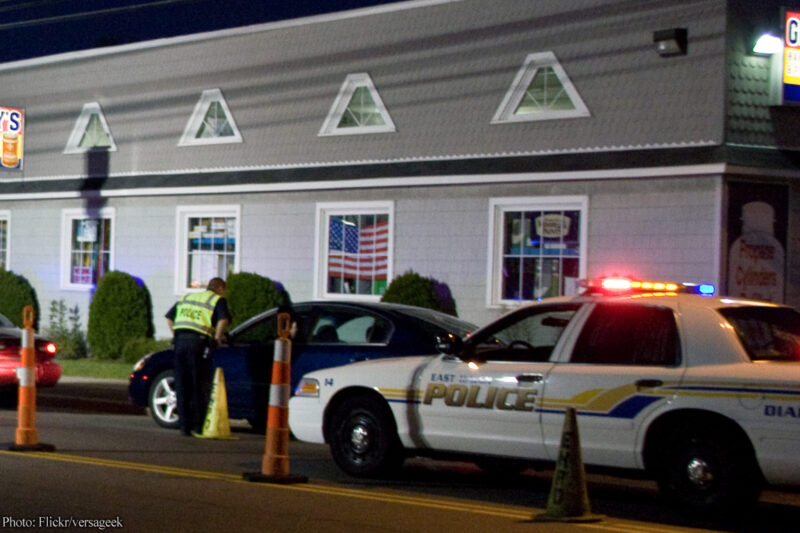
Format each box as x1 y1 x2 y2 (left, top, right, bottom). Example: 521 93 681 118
132 353 153 373
295 378 320 397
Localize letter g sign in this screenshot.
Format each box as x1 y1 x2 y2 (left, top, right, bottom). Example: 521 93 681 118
787 16 800 47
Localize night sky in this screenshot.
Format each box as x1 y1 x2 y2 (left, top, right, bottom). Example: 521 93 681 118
0 0 402 63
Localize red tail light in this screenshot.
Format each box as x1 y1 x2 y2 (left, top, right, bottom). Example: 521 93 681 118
44 342 57 355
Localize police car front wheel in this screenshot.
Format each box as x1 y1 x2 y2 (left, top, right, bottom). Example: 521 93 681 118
328 395 403 477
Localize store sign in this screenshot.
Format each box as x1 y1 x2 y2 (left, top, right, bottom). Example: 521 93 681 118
76 220 98 242
784 10 800 103
0 107 23 170
726 183 787 303
535 214 571 239
72 266 93 285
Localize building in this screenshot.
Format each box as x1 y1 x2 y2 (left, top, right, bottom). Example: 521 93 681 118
0 0 797 339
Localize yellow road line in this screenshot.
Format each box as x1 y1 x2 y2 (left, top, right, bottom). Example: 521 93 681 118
579 520 713 533
0 450 531 520
0 450 712 532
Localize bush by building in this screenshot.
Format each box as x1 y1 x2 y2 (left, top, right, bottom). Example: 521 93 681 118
46 299 89 359
225 272 285 328
381 270 458 316
0 269 40 328
120 337 172 364
87 271 154 360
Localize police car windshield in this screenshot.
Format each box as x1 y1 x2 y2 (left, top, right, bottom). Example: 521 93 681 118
468 304 580 362
718 306 800 362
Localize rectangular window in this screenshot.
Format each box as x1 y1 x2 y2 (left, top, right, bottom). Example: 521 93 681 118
176 205 240 291
488 196 587 306
61 208 114 289
315 202 393 300
0 211 9 271
570 303 680 366
719 306 800 362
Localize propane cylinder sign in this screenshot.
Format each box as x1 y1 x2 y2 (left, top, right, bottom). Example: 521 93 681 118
0 107 23 170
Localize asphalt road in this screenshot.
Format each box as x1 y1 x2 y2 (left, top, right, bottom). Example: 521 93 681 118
0 379 795 532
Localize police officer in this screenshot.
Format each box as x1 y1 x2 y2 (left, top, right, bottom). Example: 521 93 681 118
165 277 231 436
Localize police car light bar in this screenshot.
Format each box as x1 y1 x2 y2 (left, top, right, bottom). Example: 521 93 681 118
581 277 715 296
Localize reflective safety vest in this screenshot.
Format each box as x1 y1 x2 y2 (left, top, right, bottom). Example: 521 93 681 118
172 290 220 338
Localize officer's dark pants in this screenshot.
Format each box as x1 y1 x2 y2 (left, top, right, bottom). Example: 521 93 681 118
173 331 213 435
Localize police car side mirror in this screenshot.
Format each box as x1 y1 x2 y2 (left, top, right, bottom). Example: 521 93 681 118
435 333 464 355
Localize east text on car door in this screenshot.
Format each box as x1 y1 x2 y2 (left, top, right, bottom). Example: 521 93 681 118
413 303 581 459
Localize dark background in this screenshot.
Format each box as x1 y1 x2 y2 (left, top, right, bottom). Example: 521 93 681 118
0 0 402 63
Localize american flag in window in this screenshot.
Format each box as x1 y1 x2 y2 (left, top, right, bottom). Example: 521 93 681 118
327 214 389 295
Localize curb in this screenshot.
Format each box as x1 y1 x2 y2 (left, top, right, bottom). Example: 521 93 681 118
58 376 129 385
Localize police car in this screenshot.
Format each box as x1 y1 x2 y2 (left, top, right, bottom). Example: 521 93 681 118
289 278 800 512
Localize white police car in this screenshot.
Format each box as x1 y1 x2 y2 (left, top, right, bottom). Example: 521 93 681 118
289 278 800 512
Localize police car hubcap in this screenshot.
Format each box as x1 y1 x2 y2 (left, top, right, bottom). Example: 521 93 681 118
686 458 713 487
350 424 371 453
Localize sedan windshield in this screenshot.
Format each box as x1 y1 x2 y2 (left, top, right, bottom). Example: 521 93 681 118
0 313 15 328
396 307 477 337
719 306 800 362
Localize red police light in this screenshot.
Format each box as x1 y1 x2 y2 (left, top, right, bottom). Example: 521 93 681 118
584 277 682 294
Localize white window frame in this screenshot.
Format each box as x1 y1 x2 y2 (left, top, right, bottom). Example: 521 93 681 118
487 196 588 307
492 51 590 124
314 201 394 301
178 88 243 146
0 210 10 271
60 207 115 290
64 102 118 154
318 73 396 136
174 205 241 294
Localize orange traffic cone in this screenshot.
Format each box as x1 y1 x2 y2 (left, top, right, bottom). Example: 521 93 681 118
243 312 307 484
9 306 54 452
534 407 602 522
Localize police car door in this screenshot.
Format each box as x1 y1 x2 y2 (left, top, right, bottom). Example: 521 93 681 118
415 303 582 459
540 301 685 469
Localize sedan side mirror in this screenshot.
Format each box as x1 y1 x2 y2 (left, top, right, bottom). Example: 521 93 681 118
435 333 464 355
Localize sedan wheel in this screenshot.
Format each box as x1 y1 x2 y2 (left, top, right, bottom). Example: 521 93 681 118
148 370 180 429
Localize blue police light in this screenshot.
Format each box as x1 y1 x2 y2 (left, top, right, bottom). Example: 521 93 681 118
682 282 715 296
698 284 715 295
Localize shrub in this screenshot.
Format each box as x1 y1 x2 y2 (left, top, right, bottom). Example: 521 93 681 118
87 271 153 360
381 270 458 316
0 269 40 328
225 272 284 328
120 337 172 364
46 299 89 359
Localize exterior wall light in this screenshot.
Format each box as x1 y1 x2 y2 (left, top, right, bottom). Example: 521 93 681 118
753 33 783 55
653 28 688 57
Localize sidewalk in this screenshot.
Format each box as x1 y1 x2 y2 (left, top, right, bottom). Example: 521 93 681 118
58 375 129 385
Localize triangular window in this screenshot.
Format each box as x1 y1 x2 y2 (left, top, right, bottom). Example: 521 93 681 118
492 52 590 123
64 102 117 154
179 88 242 146
319 73 396 136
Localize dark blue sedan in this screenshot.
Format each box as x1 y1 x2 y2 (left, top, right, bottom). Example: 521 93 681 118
128 301 476 430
